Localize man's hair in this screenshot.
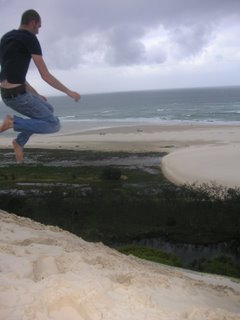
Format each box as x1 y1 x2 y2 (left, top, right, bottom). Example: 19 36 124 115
21 9 40 25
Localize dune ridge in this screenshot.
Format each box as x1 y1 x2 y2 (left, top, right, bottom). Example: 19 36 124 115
0 210 239 320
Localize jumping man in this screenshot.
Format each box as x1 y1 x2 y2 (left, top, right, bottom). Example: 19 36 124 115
0 9 80 162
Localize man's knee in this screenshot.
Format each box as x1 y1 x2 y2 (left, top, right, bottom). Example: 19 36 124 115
45 115 61 133
52 117 61 133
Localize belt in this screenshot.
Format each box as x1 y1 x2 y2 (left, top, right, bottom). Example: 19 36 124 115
1 84 26 99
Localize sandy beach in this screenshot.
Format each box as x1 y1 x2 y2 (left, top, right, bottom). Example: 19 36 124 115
1 122 239 187
0 209 239 320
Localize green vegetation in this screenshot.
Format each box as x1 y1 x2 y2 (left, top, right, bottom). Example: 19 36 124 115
118 246 240 278
191 256 240 278
118 245 182 267
0 148 239 278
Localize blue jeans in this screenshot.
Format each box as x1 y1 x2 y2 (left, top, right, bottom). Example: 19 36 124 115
2 92 60 148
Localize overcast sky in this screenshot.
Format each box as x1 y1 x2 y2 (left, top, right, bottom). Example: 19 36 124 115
1 0 240 95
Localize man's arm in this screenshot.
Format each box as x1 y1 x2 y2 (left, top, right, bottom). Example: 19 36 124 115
32 54 80 101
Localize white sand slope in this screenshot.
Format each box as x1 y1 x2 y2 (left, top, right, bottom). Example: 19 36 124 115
162 144 240 188
0 210 239 320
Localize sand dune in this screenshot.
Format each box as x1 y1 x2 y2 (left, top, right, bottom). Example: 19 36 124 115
161 143 240 188
0 210 239 320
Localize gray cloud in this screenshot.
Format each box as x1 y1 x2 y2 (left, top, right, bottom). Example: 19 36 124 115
1 0 240 69
105 25 146 66
169 24 214 59
42 0 240 67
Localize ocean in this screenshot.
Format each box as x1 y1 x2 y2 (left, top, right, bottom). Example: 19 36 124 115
1 86 240 131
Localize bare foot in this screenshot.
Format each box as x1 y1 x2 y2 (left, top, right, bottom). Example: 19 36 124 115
0 115 13 132
12 140 24 163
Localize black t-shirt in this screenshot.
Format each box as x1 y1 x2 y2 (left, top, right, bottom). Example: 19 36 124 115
0 29 42 84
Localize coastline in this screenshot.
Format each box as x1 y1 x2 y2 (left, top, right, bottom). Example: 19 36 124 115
32 122 240 151
1 122 240 187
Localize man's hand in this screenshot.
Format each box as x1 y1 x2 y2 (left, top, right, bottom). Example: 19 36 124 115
67 90 81 102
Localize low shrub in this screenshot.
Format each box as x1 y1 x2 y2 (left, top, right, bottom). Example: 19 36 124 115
118 245 183 267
